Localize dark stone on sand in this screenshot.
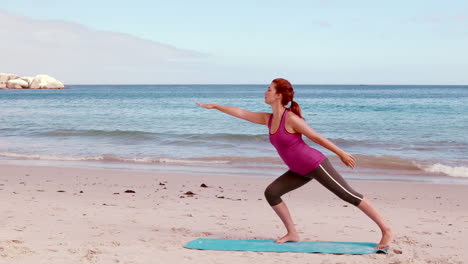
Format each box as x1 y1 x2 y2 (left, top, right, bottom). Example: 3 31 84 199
80 191 84 193
124 190 136 193
200 183 208 188
216 195 225 199
184 191 195 195
57 190 65 192
159 182 165 186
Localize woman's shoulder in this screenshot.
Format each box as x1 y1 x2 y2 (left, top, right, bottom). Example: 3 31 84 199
286 110 302 121
286 110 308 128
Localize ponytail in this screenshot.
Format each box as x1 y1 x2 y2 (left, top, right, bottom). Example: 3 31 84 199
289 100 303 119
272 78 304 119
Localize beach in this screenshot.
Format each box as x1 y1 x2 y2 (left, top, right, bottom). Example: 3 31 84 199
1 84 467 263
2 2 468 263
1 163 467 264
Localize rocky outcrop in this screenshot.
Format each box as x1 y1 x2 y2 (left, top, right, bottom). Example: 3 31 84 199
0 73 19 88
21 77 34 86
29 75 64 89
0 73 64 89
6 79 29 89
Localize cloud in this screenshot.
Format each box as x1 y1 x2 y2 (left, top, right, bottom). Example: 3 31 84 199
311 19 331 28
0 10 212 84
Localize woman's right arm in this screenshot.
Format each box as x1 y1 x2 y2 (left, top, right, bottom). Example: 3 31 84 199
196 102 270 125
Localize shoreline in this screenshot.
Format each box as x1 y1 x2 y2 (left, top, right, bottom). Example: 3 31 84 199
1 163 467 263
1 157 467 186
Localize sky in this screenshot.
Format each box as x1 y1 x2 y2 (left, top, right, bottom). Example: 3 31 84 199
1 0 467 84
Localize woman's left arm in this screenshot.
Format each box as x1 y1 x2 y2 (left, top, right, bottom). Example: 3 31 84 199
290 115 356 169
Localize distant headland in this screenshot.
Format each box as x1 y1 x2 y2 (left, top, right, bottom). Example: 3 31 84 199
0 73 64 89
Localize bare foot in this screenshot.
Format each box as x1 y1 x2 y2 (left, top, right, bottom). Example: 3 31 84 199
275 233 300 244
376 229 396 249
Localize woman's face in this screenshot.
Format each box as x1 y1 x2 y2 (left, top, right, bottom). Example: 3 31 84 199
264 83 280 105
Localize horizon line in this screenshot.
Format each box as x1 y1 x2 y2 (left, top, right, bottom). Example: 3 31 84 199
64 83 468 86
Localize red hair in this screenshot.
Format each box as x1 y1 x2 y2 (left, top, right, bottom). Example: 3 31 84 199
272 78 303 118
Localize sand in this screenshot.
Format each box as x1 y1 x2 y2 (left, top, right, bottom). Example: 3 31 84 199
0 163 467 264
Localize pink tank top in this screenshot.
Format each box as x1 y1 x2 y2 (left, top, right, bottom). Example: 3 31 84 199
268 110 326 175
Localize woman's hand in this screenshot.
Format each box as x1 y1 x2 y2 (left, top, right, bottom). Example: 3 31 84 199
196 102 217 109
339 151 356 169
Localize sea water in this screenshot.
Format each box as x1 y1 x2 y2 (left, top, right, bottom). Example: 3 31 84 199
0 84 467 184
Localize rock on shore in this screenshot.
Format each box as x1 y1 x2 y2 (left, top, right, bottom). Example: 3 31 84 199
0 73 64 89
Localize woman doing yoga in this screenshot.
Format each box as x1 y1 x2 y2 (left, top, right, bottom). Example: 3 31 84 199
196 78 395 249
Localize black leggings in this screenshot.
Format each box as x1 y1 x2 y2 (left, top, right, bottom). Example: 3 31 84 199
264 158 364 207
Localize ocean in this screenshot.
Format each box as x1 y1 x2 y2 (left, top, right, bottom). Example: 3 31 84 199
1 84 467 184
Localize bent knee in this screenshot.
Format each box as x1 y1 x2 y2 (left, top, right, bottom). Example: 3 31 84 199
264 186 282 206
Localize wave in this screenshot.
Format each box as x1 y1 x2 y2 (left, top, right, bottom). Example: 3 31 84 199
187 134 268 142
1 151 466 178
42 129 158 140
10 129 468 151
194 156 283 164
30 129 368 145
0 152 225 164
352 154 422 171
32 129 271 145
0 152 281 165
354 155 468 178
419 163 468 178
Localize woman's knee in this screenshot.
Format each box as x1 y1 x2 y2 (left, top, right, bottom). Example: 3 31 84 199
264 185 282 206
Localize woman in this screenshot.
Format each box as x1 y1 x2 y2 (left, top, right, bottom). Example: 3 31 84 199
196 78 394 249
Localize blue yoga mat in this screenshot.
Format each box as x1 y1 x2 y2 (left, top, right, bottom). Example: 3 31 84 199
185 238 387 255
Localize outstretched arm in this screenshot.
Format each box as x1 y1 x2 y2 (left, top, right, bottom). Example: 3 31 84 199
196 102 270 125
289 114 356 168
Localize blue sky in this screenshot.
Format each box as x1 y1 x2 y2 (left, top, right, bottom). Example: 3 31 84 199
1 0 467 84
